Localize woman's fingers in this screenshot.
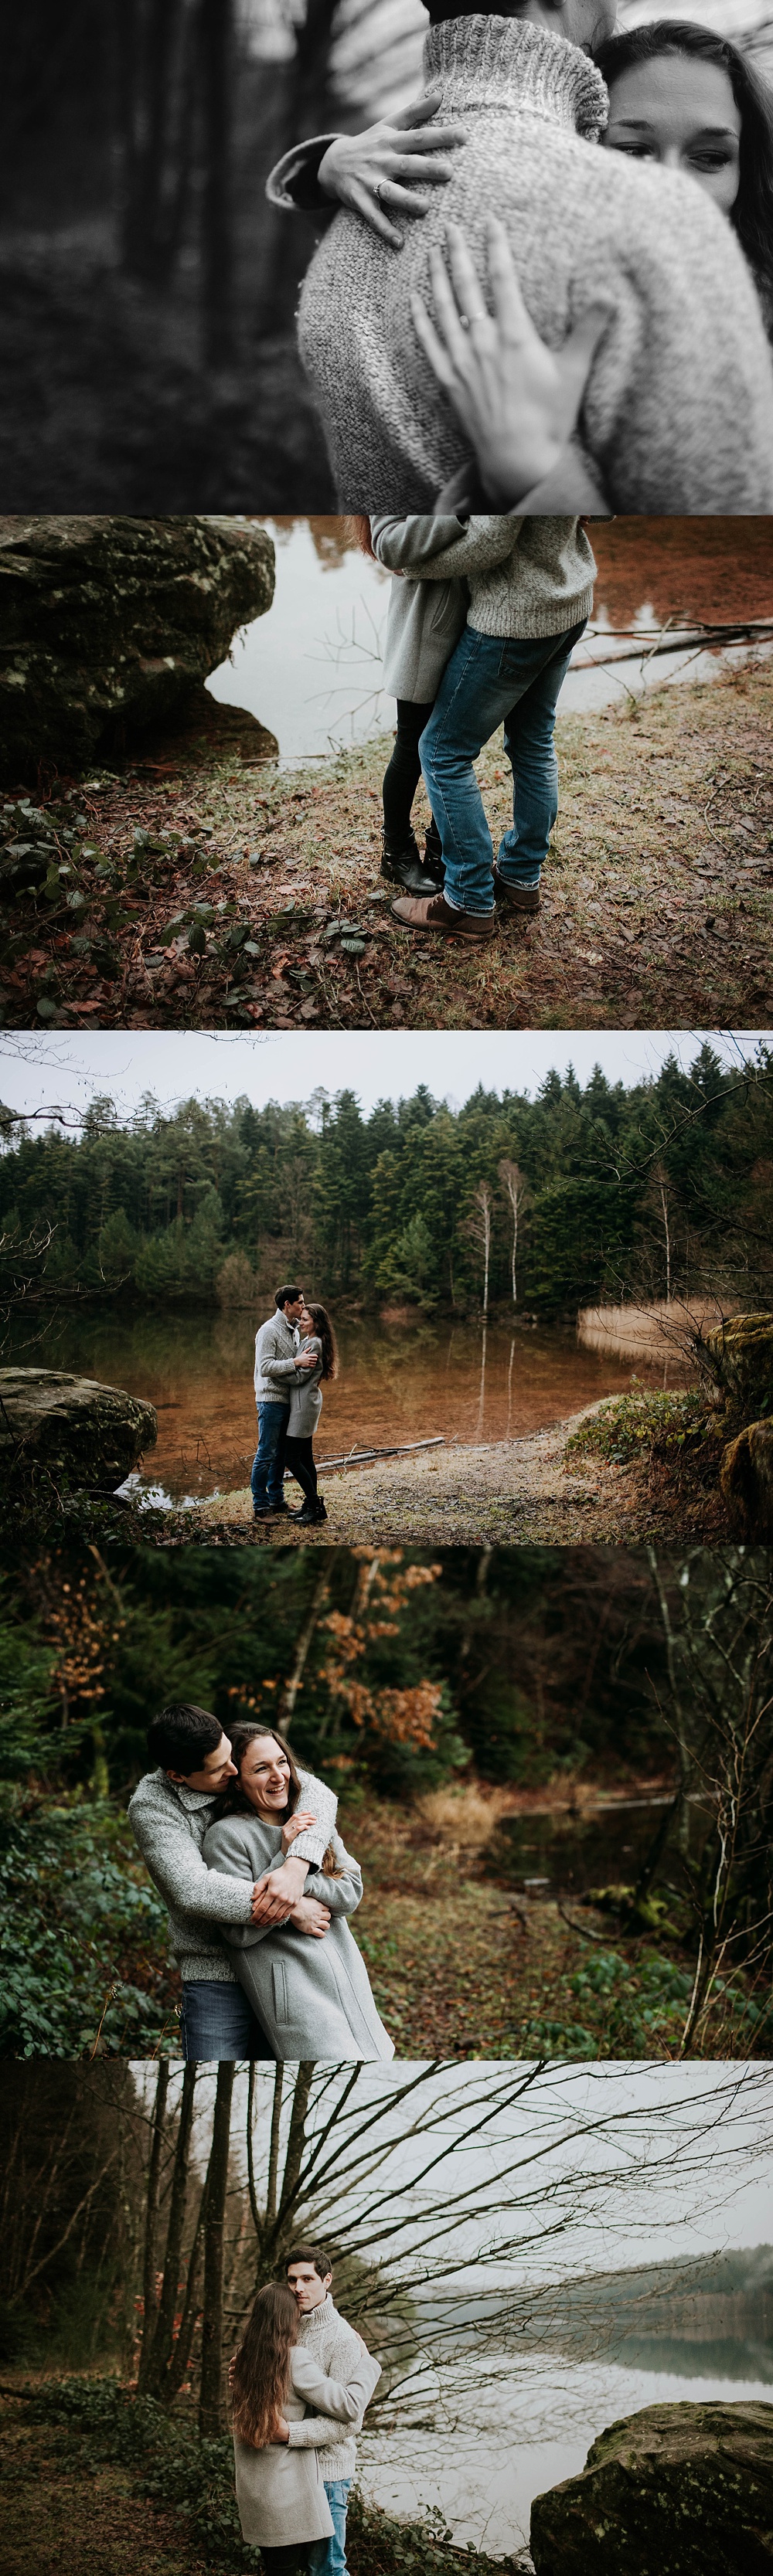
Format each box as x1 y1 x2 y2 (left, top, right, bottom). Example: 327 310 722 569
348 175 403 248
444 223 489 327
484 215 535 346
411 290 457 387
392 93 468 144
427 240 478 365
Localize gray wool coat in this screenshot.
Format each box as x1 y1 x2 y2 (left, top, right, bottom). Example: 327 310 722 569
233 2342 381 2544
297 16 773 514
202 1812 395 2060
285 1335 324 1439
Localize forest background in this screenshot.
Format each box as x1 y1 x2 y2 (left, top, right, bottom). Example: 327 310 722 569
2 1044 772 1324
1 1541 771 2062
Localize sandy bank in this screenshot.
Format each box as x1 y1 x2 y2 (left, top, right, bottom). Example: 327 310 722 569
194 1401 646 1545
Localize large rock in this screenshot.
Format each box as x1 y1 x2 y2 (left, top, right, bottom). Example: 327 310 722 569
700 1314 773 1421
0 515 275 779
720 1419 773 1538
0 1368 157 1490
530 2401 773 2576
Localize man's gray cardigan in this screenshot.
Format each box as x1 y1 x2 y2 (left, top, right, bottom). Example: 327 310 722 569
295 16 773 513
255 1310 300 1406
128 1765 338 1983
294 2296 380 2481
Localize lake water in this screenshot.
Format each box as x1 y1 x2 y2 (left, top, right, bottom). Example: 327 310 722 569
206 518 773 766
497 1793 712 1895
6 1307 675 1504
359 2351 773 2556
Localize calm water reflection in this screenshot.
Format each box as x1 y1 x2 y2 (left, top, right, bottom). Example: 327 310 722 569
360 2354 773 2554
8 1308 671 1500
206 518 773 764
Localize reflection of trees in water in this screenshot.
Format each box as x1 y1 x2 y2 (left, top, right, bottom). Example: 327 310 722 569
264 515 362 567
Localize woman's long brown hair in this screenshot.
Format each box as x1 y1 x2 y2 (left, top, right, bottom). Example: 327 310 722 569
305 1301 339 1383
344 513 376 560
232 2282 298 2447
218 1721 341 1875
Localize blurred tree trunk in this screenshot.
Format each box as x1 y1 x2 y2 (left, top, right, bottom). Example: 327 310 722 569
199 0 235 366
255 0 339 335
137 2062 169 2391
199 2062 235 2438
139 2063 199 2399
118 0 198 287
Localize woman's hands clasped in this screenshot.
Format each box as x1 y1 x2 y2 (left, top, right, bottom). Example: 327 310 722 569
317 92 468 249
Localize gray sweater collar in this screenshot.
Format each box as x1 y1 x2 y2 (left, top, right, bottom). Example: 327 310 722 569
424 15 608 140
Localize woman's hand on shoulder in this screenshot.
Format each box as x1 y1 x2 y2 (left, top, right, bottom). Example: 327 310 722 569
281 1807 317 1854
317 93 468 250
411 217 611 507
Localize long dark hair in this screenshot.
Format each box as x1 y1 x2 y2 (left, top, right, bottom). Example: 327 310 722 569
232 2282 298 2447
218 1721 341 1875
594 22 773 305
344 514 376 560
304 1301 339 1383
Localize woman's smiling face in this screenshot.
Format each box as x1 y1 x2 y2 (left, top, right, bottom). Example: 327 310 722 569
604 54 742 216
239 1736 291 1816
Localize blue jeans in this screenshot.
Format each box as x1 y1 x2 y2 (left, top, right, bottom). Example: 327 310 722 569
309 2483 352 2576
251 1402 289 1509
180 1980 275 2062
419 620 587 915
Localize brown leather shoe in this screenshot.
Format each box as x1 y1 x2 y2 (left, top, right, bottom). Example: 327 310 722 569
492 865 540 915
390 890 495 943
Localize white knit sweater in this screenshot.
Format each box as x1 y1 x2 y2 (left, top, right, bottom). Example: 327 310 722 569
298 15 773 513
291 2296 380 2482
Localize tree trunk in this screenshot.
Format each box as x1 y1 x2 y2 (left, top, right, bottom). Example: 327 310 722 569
279 1567 332 1731
199 2061 234 2438
142 2063 197 2398
137 2063 169 2392
199 0 234 369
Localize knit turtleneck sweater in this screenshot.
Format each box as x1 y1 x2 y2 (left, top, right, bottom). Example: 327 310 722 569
297 12 773 515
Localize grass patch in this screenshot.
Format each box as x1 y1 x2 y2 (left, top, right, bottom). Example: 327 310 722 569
565 1388 710 1466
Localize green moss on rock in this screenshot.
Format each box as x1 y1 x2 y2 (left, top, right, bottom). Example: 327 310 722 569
0 1368 157 1490
530 2400 773 2574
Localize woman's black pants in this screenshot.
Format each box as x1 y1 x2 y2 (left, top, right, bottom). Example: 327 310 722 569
260 2545 313 2576
382 698 436 846
285 1435 318 1507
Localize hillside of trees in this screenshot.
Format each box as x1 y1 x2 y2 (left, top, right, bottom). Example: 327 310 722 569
2 1045 771 1324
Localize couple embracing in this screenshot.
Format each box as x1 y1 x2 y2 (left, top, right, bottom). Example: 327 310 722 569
128 1701 393 2063
252 1285 337 1528
232 2245 380 2576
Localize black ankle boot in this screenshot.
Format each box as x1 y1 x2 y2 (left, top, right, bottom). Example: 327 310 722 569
381 831 440 896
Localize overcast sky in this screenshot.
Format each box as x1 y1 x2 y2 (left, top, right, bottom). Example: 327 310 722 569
0 1030 767 1127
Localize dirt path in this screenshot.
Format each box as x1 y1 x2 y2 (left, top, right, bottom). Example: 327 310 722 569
2 660 771 1030
195 1402 645 1545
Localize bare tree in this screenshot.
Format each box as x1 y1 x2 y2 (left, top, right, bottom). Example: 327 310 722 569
465 1181 493 1316
199 2061 235 2436
499 1159 530 1308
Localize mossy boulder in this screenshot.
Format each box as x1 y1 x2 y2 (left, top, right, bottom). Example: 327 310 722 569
700 1314 773 1422
720 1419 773 1538
0 514 275 779
0 1368 157 1491
530 2400 773 2575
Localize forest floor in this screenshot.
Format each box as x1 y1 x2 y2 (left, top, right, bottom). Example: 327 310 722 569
0 2394 203 2576
2 659 772 1031
192 1401 727 1548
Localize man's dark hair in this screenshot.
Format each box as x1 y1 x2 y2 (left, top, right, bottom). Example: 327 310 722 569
286 2244 333 2282
426 1 560 20
275 1285 301 1311
148 1702 224 1776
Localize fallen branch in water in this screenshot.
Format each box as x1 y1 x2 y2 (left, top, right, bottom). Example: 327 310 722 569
315 1435 445 1473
